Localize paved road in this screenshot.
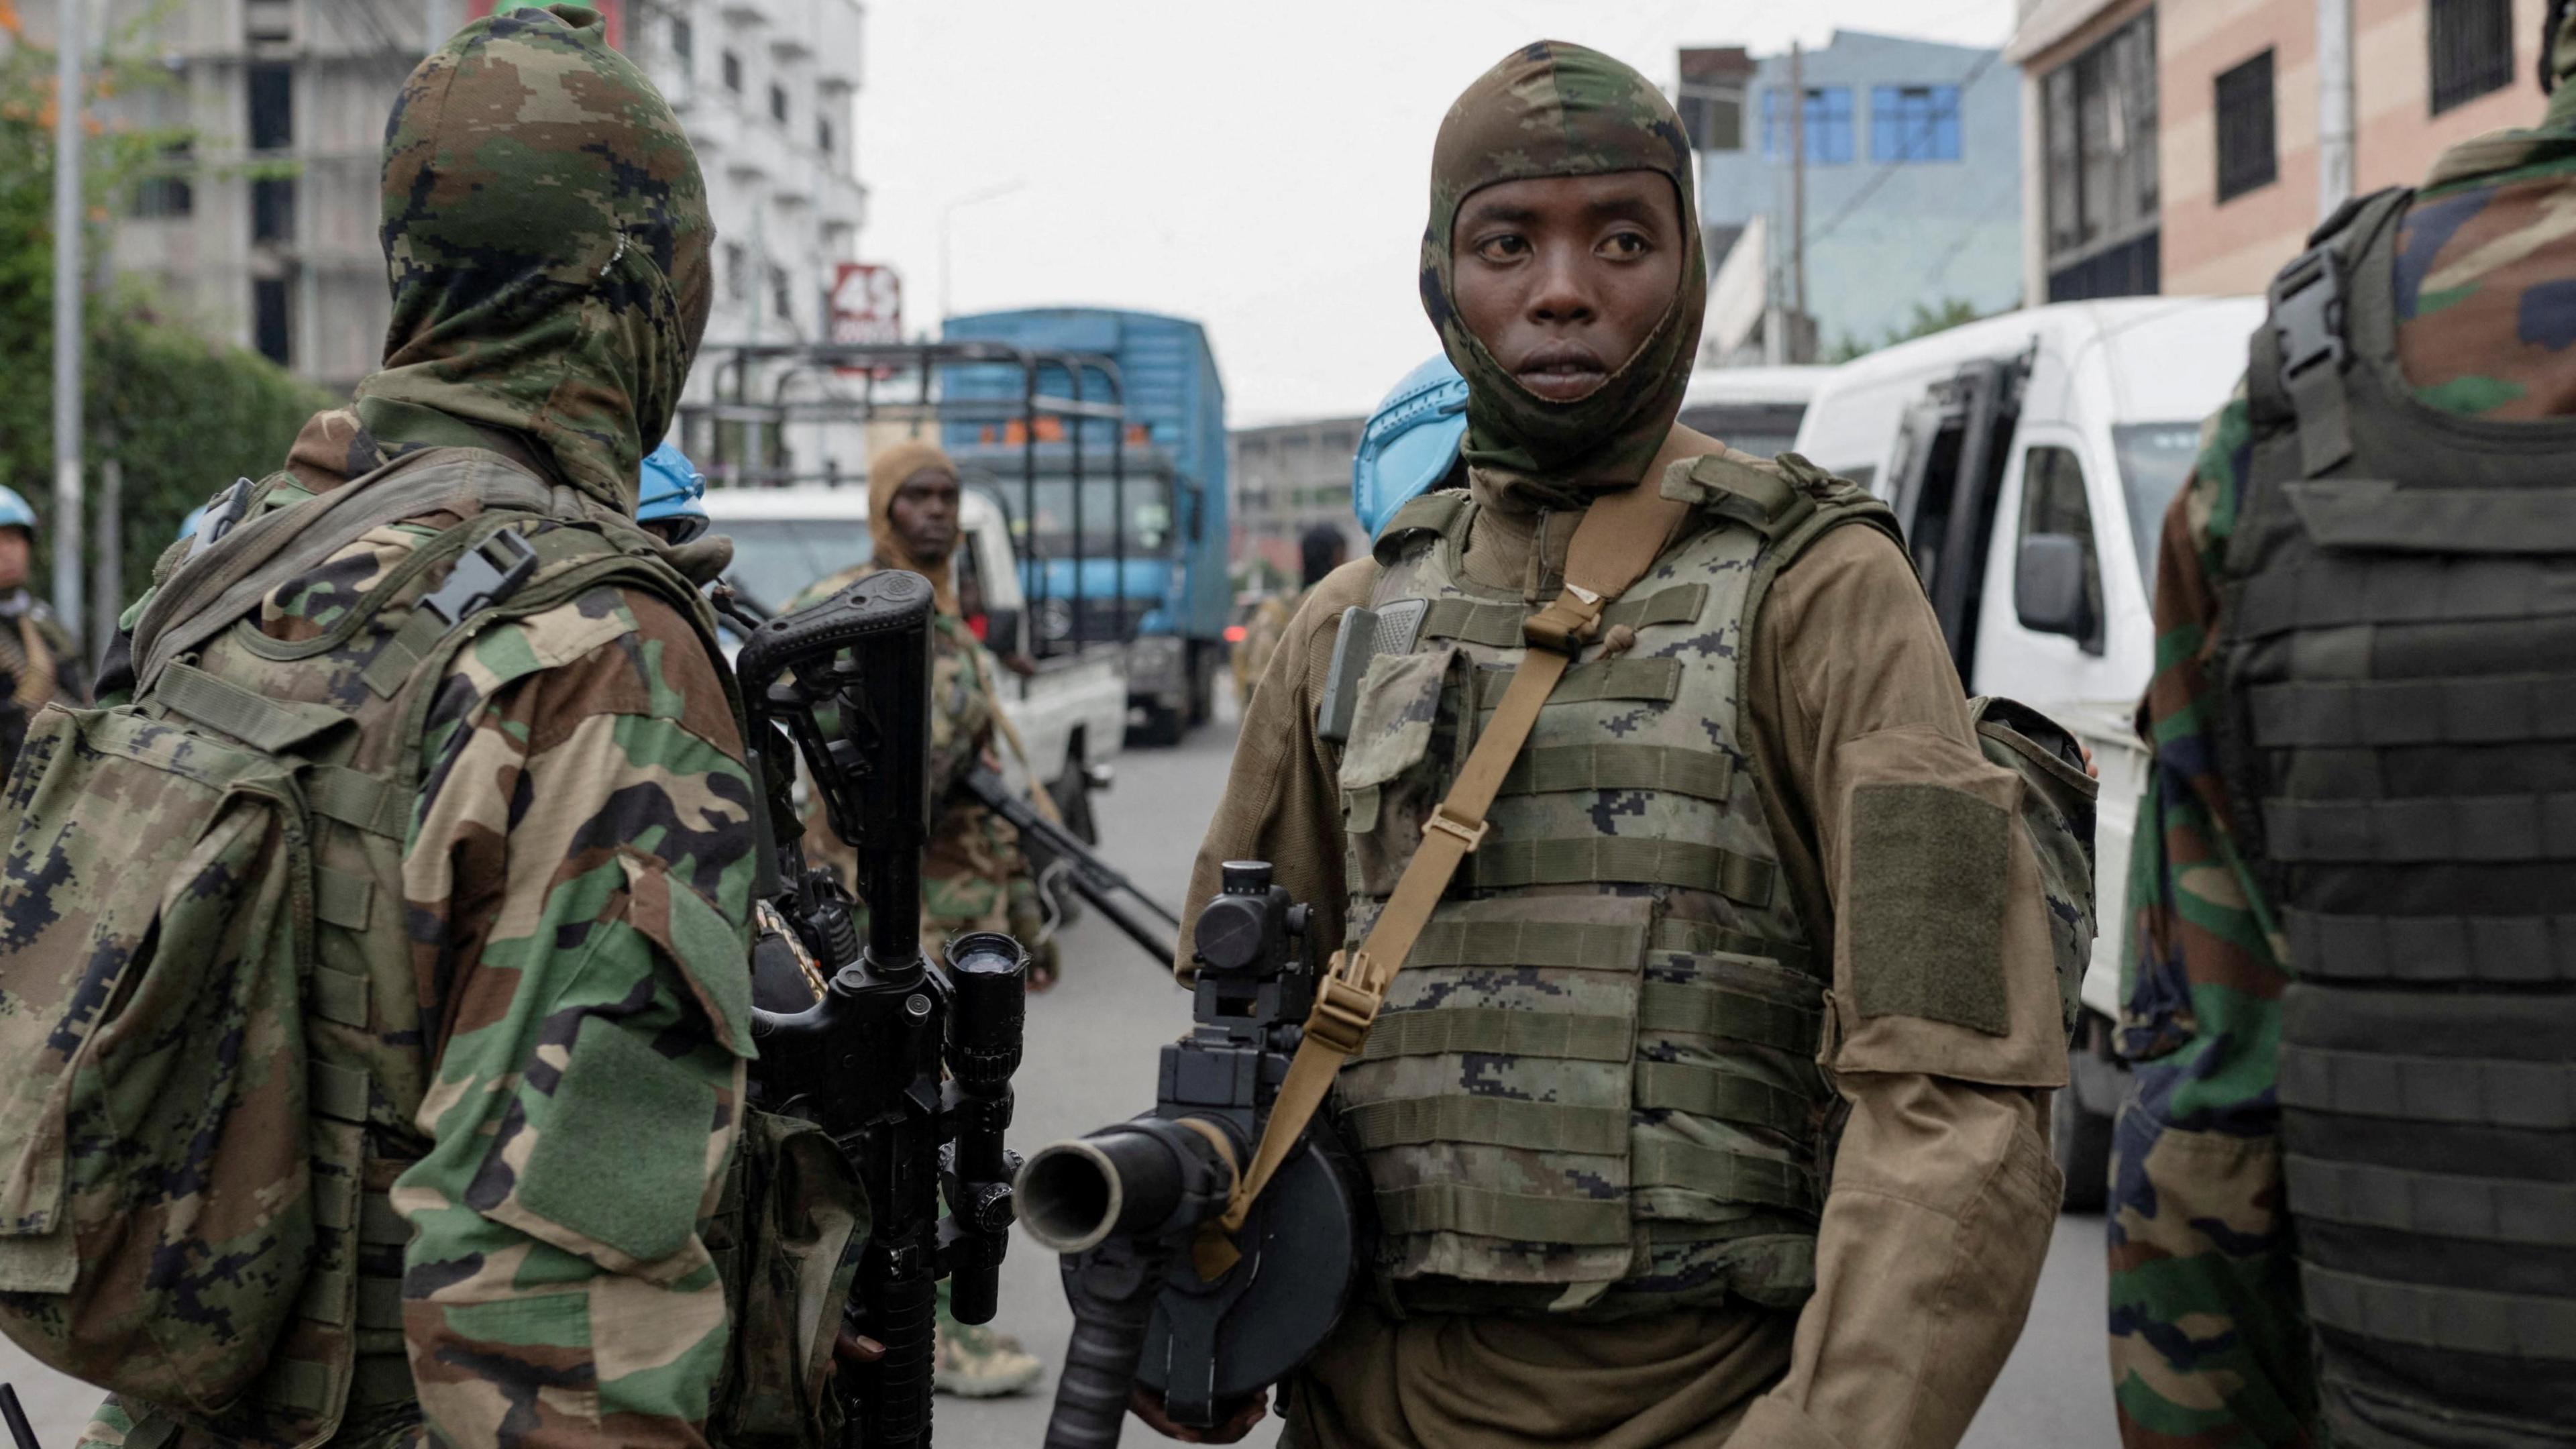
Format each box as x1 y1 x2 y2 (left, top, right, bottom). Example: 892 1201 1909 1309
0 711 2125 1448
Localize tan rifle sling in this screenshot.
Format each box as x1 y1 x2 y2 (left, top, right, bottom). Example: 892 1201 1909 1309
1205 429 1711 1260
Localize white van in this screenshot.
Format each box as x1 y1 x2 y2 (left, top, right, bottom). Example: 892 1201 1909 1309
1790 297 2265 1205
704 485 1130 834
1677 364 1829 458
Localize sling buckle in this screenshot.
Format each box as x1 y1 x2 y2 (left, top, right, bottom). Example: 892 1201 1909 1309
417 528 539 626
1307 956 1385 1054
1421 804 1490 851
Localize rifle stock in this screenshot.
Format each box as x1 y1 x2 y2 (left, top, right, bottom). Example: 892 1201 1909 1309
737 570 1027 1448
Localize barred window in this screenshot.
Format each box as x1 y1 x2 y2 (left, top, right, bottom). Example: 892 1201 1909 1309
2214 50 2277 204
1761 87 1854 165
1870 85 1962 162
2430 0 2514 115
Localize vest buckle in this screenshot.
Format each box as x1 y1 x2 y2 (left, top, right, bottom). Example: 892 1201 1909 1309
1523 588 1601 655
1421 804 1489 851
1306 957 1383 1054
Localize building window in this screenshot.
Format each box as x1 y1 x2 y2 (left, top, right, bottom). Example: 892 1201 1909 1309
770 83 790 125
769 264 794 329
2043 9 2159 300
724 243 748 302
131 140 193 219
1871 84 1962 162
252 176 294 243
721 50 743 94
253 276 291 367
2430 0 2514 114
672 17 694 72
1678 85 1743 152
2214 50 2277 203
246 61 292 151
817 114 836 154
1761 86 1854 164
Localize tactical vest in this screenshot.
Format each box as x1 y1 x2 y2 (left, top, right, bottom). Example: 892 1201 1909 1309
1331 459 1892 1318
0 448 839 1448
2220 188 2576 1446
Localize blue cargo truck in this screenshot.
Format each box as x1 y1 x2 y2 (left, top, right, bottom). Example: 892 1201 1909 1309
941 308 1229 745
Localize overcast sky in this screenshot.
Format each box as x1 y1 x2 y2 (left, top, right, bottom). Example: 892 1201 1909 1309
852 1 2021 425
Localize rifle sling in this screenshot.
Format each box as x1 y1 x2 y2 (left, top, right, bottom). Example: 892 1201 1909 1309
1215 429 1705 1237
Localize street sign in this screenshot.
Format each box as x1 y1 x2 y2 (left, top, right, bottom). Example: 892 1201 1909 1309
831 262 905 347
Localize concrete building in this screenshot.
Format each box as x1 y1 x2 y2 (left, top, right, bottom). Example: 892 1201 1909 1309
2010 0 2546 303
1229 417 1362 588
1682 30 2024 364
23 0 864 400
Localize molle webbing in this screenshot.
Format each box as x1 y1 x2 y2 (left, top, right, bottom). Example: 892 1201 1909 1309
1399 911 1809 976
1466 835 1776 904
2231 556 2576 637
2285 1155 2576 1246
2249 675 2576 747
1474 656 1680 709
2300 1264 2576 1362
1421 585 1709 649
2261 793 2576 863
1496 743 1733 802
2278 1047 2576 1128
2287 909 2576 983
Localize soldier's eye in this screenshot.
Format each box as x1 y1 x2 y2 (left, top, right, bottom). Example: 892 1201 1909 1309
1600 230 1652 260
1474 234 1530 263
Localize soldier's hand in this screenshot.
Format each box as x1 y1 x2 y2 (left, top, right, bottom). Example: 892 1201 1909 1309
1128 1384 1267 1442
834 1330 886 1365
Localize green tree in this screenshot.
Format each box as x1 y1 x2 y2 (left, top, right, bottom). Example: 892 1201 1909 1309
0 10 333 643
1827 297 1990 364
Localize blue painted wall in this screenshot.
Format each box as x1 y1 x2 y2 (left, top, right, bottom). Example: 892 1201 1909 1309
1697 30 2023 355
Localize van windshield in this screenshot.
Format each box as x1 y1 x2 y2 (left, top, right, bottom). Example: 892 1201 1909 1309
2112 423 2203 591
720 519 873 612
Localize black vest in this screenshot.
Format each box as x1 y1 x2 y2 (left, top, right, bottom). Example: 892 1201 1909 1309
2219 187 2576 1446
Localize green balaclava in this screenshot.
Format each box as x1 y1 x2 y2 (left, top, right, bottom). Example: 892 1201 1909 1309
1421 41 1707 493
360 3 712 513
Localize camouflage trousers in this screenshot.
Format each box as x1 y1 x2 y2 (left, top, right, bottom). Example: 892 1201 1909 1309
2106 1059 2318 1449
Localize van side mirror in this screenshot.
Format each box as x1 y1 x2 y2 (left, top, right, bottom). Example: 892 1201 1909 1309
2015 533 2098 649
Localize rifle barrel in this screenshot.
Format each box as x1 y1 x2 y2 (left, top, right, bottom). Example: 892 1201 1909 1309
966 768 1180 965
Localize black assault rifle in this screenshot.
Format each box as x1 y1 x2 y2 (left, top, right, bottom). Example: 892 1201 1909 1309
731 570 1028 1448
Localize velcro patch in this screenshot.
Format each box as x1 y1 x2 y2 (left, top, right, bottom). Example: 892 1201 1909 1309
1848 782 2010 1036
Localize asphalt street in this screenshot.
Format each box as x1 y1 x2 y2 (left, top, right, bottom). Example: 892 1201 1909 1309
0 707 2124 1448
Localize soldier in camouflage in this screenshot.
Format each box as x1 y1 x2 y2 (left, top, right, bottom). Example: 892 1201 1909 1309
1234 525 1348 712
52 8 761 1444
0 484 85 782
785 439 1052 1399
1173 42 2071 1448
2111 7 2576 1445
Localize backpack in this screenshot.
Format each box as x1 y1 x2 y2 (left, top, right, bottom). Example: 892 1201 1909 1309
0 447 737 1446
1968 695 2099 1042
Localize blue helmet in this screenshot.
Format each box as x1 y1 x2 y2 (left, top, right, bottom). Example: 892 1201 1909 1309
0 485 38 536
639 443 709 542
1351 354 1468 538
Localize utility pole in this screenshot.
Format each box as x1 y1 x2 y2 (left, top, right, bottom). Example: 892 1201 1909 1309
1786 40 1809 364
51 0 85 636
2316 0 2355 219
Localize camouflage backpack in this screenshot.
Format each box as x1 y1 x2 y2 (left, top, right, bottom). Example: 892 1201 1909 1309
1967 694 2099 1042
0 446 752 1446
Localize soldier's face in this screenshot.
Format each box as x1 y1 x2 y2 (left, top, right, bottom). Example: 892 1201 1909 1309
1450 170 1686 403
888 468 961 559
0 528 27 592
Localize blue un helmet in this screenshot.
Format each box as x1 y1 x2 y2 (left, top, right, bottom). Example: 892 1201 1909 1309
0 485 38 537
1350 354 1468 538
638 442 710 543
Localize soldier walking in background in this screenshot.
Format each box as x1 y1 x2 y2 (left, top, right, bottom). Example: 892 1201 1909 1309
0 484 85 782
1234 523 1349 711
1167 42 2082 1448
2110 6 2576 1446
788 438 1055 1400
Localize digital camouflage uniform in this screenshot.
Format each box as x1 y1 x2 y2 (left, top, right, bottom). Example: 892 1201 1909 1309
0 588 85 782
2110 22 2576 1445
68 9 755 1444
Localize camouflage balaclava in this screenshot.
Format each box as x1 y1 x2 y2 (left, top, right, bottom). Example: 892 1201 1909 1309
1421 42 1707 492
361 4 712 513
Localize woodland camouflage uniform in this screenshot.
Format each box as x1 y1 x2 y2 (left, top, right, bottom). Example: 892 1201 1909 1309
71 7 756 1444
2110 14 2576 1445
0 585 84 782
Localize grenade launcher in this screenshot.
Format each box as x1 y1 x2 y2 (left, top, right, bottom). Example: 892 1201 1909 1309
731 570 1028 1448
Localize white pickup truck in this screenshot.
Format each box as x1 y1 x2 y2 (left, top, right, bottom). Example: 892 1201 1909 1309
703 485 1130 835
1791 297 2265 1209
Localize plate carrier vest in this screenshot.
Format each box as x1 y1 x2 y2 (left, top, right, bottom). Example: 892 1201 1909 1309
1331 458 1895 1316
2220 186 2576 1445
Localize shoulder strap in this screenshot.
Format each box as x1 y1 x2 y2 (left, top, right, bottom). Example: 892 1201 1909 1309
2249 185 2412 479
1371 489 1472 562
1208 425 1711 1253
131 449 560 693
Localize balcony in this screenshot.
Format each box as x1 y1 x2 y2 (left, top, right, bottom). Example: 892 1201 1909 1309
720 1 771 28
820 170 868 233
815 1 865 89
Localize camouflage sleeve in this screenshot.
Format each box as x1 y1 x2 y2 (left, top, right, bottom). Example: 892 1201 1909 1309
393 585 757 1449
2106 382 2319 1448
